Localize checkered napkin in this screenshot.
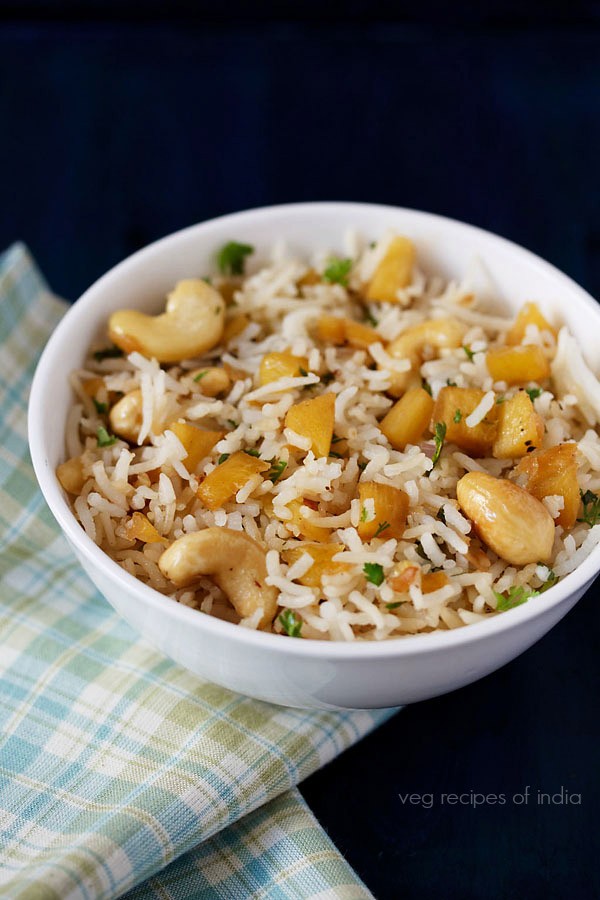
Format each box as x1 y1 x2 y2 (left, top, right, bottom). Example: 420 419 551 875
0 243 395 900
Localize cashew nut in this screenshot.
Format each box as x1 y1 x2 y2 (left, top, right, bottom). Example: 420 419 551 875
385 318 466 397
158 528 278 629
109 389 144 443
189 366 231 397
108 279 225 363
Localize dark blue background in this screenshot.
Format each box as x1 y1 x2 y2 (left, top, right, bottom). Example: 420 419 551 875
2 5 599 897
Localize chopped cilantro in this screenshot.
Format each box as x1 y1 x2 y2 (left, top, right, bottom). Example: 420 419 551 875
363 562 385 586
279 609 303 637
244 448 261 458
496 395 505 404
386 601 402 610
364 310 379 327
416 543 429 561
453 409 462 423
446 379 457 387
227 419 238 428
96 425 116 447
298 367 309 377
462 345 475 361
578 489 600 526
422 379 432 396
360 506 369 523
217 453 230 465
268 459 287 483
217 241 254 276
526 386 542 403
373 521 391 538
93 345 123 362
93 398 108 415
431 421 447 467
538 569 558 593
193 370 208 382
493 585 539 612
323 257 352 286
202 275 212 284
436 507 447 524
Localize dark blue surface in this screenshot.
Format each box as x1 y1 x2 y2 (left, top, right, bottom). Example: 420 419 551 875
1 10 599 898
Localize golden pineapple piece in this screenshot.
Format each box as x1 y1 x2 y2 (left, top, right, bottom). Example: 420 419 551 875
421 571 450 593
357 482 409 541
365 236 416 303
285 392 335 458
125 511 165 544
284 498 330 542
168 422 223 473
514 442 580 529
82 377 104 398
486 345 550 385
433 386 498 457
379 387 434 450
222 361 248 382
56 457 85 494
223 314 250 344
315 315 380 349
259 351 310 386
492 391 544 459
506 302 557 345
389 561 420 593
197 451 269 510
283 543 350 586
189 367 231 397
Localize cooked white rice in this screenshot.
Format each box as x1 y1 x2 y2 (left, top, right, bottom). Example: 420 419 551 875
57 232 600 640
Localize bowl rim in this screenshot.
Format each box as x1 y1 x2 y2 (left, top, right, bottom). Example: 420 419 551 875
28 200 600 660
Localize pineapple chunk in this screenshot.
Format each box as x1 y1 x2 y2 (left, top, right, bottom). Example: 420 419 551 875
506 302 557 345
433 386 498 457
389 561 420 592
357 482 409 541
197 451 269 510
365 236 416 303
284 498 330 542
316 315 380 349
379 387 434 450
421 571 450 593
223 314 250 344
125 511 164 544
168 422 223 473
285 392 335 458
486 345 550 385
259 351 309 386
283 543 350 586
56 457 85 494
82 376 104 398
514 442 580 529
492 391 544 459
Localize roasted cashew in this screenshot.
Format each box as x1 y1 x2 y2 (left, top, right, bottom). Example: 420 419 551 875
158 528 278 629
108 279 225 363
189 366 231 397
384 318 465 397
109 389 143 443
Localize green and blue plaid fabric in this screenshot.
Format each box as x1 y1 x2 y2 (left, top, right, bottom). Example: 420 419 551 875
0 243 394 899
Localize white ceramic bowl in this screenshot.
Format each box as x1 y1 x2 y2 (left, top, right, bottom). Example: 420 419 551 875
28 202 600 709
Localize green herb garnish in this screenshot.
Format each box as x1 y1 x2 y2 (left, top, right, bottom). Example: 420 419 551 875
453 409 462 423
193 370 208 382
538 569 558 593
496 395 505 404
298 367 309 377
364 310 379 327
422 379 432 396
268 459 287 483
446 379 457 387
217 241 254 276
526 387 542 403
360 506 369 523
96 425 116 447
436 507 446 524
493 585 539 612
244 448 261 458
363 562 385 586
386 601 402 610
373 521 391 539
279 609 303 637
431 421 447 467
323 257 352 286
93 345 123 362
227 419 238 428
462 345 475 361
93 398 108 415
578 489 600 526
217 453 230 465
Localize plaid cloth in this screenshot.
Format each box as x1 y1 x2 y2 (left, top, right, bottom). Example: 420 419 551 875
0 243 395 899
